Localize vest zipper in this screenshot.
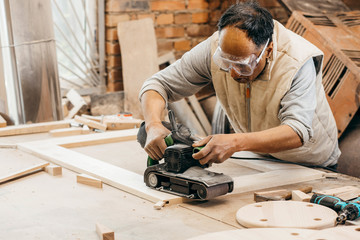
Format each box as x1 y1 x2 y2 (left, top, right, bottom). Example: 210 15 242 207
246 82 251 132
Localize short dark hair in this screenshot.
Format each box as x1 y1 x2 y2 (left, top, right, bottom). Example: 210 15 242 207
217 1 274 47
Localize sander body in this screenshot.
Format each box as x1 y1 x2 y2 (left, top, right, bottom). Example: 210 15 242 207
142 111 233 200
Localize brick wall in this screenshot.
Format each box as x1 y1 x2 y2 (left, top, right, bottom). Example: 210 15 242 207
105 0 288 92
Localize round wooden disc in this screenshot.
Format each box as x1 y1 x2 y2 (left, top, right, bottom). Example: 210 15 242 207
187 228 317 240
236 201 337 229
308 226 360 240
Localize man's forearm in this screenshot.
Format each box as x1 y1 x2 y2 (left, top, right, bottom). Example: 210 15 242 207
236 125 302 153
141 90 166 131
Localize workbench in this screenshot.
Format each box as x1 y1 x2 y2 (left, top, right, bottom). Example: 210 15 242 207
1 129 359 239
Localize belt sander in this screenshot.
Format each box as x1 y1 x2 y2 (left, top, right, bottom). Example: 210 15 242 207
138 110 233 200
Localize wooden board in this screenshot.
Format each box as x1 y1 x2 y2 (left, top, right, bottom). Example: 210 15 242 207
316 186 360 201
103 118 142 130
0 121 70 136
17 128 325 206
96 223 114 240
188 228 317 240
118 18 159 119
0 162 49 184
230 168 324 195
74 115 107 131
236 201 337 229
308 226 360 240
49 128 84 137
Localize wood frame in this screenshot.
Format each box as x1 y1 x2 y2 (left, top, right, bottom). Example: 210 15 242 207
17 128 325 205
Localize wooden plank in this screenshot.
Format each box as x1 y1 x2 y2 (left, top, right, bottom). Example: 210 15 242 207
49 128 83 137
96 223 114 240
74 115 107 131
0 162 49 184
169 99 207 136
231 168 324 195
187 96 212 135
77 173 102 188
103 118 142 130
81 114 102 122
0 115 7 128
52 128 138 148
118 18 159 119
254 186 312 202
0 121 70 137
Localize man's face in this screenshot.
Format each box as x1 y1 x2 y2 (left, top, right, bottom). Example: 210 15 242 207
218 26 271 83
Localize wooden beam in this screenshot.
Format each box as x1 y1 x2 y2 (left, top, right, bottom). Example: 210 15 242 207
292 190 311 202
45 165 62 176
187 96 212 135
49 128 83 137
77 173 103 188
0 121 70 137
0 162 49 184
74 115 107 131
103 118 142 130
230 169 324 195
96 223 114 240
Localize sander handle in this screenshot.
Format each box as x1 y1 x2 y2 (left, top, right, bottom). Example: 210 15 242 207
147 134 174 166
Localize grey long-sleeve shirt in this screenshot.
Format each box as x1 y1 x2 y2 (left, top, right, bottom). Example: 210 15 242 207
139 37 316 143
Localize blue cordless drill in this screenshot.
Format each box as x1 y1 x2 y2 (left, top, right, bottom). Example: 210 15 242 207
310 193 360 224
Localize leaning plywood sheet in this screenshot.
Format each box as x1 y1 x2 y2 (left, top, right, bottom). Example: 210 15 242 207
17 128 325 206
118 18 159 119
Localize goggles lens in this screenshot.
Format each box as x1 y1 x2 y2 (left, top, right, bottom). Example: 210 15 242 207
213 39 269 76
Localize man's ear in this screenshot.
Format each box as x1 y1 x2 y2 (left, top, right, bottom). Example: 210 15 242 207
266 41 273 58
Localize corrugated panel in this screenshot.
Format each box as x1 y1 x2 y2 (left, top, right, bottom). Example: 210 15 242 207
304 14 336 27
342 49 360 67
337 12 360 27
287 18 307 36
322 54 349 99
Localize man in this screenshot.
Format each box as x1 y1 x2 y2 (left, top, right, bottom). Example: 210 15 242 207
139 1 340 167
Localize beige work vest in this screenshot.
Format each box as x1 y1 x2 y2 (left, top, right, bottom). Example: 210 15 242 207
210 20 338 165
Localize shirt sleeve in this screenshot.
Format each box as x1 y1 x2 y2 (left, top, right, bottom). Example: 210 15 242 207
279 58 317 143
139 36 212 105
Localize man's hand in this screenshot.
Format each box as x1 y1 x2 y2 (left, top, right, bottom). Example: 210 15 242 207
144 122 171 160
192 134 238 165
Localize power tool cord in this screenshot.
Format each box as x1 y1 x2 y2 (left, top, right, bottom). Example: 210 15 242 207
229 156 338 172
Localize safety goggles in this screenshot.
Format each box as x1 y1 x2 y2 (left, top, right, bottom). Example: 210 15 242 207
213 39 270 76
